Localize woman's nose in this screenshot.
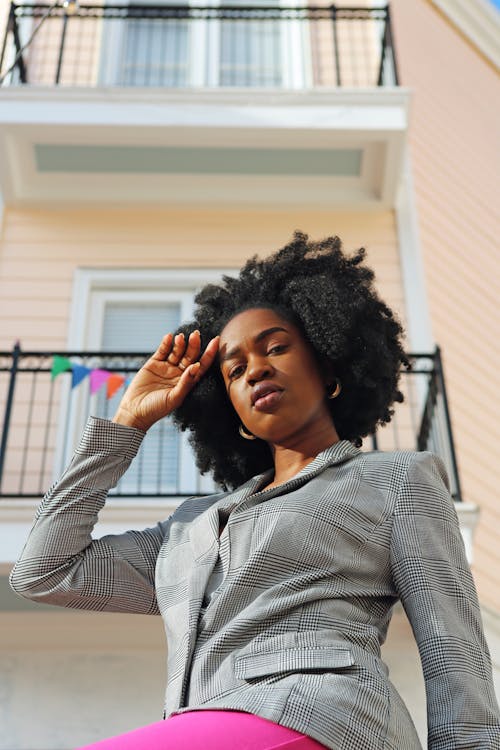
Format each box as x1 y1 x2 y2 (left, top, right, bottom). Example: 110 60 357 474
246 356 273 384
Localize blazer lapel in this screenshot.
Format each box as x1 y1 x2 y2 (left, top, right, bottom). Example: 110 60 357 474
187 471 270 560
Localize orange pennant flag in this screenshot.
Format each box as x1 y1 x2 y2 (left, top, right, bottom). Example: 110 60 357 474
106 373 125 399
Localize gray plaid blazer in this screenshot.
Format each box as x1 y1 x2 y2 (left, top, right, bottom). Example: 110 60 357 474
10 418 500 750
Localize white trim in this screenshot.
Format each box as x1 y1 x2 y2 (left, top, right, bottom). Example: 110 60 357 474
481 604 500 698
395 150 434 352
280 0 311 89
191 13 209 87
454 501 480 565
67 268 233 349
0 499 182 567
430 0 500 69
0 86 411 124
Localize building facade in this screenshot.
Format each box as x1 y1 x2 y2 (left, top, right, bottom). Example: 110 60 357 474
0 1 498 747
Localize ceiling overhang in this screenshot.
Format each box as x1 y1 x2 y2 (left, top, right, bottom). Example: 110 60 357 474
0 87 411 209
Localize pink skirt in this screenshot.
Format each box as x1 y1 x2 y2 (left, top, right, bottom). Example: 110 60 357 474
74 709 329 750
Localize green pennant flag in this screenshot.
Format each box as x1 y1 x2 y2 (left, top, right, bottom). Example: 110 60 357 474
51 355 72 380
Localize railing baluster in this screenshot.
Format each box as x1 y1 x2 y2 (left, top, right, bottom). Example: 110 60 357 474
378 4 398 86
39 372 55 494
435 346 462 502
10 3 27 83
0 341 21 493
0 2 15 77
55 11 69 84
331 4 341 87
376 11 388 86
19 368 37 494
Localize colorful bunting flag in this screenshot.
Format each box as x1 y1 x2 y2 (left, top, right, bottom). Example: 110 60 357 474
71 364 91 389
107 373 126 399
90 368 111 395
50 356 129 400
51 355 72 380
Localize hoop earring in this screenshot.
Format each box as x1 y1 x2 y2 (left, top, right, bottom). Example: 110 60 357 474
328 379 342 399
239 424 257 440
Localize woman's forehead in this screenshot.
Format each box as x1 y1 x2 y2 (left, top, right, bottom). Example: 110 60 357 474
219 307 293 343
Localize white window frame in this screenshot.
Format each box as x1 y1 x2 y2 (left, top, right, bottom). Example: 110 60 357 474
99 2 193 87
199 0 311 88
54 267 236 498
99 0 312 88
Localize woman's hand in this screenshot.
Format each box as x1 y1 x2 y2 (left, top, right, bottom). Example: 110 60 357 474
112 330 219 431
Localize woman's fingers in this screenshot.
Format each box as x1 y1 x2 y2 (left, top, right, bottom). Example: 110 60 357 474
167 333 186 366
169 335 219 399
151 331 218 385
118 331 219 424
197 336 220 376
177 330 202 371
152 333 173 361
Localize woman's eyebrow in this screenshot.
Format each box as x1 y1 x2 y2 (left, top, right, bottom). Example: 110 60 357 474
220 326 288 363
254 326 288 344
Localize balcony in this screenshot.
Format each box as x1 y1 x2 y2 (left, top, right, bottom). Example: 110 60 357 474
1 3 399 88
0 3 409 208
0 345 462 500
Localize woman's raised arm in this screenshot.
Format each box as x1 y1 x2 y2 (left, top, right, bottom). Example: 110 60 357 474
9 331 219 613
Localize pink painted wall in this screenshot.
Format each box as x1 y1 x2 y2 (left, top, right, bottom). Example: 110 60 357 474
391 0 500 612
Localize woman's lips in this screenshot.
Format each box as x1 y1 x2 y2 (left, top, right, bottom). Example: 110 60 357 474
253 390 284 412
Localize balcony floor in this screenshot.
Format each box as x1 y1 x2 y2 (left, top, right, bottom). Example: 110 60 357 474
0 86 410 208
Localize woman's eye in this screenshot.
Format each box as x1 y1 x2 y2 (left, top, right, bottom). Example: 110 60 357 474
229 364 245 379
268 344 287 355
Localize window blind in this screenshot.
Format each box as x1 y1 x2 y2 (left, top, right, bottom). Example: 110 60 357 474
98 301 182 495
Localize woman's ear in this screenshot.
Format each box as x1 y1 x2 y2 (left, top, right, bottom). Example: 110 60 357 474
320 358 336 388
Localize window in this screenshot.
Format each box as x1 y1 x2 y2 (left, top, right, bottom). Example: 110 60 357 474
96 296 183 495
61 268 234 497
99 0 310 87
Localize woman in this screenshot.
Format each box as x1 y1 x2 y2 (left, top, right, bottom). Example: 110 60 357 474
10 233 500 749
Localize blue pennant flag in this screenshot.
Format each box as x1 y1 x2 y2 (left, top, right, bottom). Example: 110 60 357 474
71 364 91 389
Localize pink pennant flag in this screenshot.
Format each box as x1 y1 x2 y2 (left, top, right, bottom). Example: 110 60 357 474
89 368 111 395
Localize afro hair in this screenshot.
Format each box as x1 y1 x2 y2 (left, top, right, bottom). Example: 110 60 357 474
172 231 409 490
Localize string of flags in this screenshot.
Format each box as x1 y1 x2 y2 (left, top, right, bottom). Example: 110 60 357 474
50 355 133 399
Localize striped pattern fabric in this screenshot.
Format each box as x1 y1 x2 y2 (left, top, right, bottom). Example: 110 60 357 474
10 417 500 750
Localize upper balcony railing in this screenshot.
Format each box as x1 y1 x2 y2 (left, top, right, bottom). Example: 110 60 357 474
0 3 399 88
0 345 461 500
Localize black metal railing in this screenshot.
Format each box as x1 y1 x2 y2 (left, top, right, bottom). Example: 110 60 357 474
0 345 461 500
0 3 398 88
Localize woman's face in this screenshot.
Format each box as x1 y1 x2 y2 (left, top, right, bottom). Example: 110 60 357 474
219 308 336 446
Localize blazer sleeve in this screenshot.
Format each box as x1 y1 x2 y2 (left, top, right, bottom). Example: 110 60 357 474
9 416 170 616
390 452 500 749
